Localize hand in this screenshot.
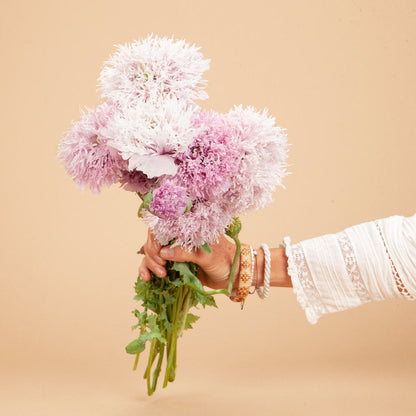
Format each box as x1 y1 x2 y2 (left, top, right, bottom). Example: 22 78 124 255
138 229 239 290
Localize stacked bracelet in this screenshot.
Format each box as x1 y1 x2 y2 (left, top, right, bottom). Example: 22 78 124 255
255 243 271 299
230 243 252 306
230 242 272 306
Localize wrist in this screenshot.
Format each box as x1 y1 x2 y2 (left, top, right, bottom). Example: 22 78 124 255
252 247 292 288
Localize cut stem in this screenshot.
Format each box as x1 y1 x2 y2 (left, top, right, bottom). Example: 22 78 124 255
133 353 140 371
151 342 165 393
146 338 157 395
163 285 183 387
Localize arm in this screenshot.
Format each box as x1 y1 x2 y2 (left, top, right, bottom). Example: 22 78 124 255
285 213 416 323
139 213 416 323
138 232 292 290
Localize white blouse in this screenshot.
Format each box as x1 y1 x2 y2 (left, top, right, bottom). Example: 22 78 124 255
283 214 416 324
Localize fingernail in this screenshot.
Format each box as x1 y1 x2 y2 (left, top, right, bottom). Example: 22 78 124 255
156 266 165 277
160 247 174 259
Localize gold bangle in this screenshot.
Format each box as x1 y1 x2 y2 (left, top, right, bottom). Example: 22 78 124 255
230 243 252 306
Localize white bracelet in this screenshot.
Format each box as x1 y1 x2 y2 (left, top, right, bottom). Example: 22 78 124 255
256 243 271 299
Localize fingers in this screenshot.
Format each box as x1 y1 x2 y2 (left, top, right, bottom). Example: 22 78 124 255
138 258 151 281
145 230 166 266
138 230 167 280
139 256 166 280
145 231 166 269
159 244 204 265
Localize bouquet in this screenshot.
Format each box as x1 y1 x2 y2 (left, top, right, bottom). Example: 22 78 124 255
58 34 288 395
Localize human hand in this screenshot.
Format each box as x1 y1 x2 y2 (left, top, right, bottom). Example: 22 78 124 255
138 229 239 290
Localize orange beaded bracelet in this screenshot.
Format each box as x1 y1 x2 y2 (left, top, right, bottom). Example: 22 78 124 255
230 243 253 307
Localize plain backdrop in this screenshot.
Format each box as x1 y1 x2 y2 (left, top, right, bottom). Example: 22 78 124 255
1 0 415 415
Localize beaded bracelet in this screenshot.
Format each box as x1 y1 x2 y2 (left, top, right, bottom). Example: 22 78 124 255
249 249 258 295
230 243 253 307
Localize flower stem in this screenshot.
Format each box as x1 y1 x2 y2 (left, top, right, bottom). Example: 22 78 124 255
133 353 140 371
151 342 165 393
178 288 191 336
146 338 157 395
163 285 183 388
227 234 241 294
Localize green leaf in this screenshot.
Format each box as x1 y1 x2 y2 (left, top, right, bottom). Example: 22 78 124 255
125 338 146 354
200 242 212 254
170 278 184 287
184 313 200 330
159 304 174 332
147 315 165 342
132 310 147 325
203 295 218 308
172 262 206 293
183 199 192 214
137 191 153 218
143 191 153 208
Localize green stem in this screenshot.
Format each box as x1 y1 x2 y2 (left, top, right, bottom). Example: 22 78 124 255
227 234 241 294
169 287 190 383
146 338 157 395
133 353 140 371
178 287 191 337
151 342 165 393
169 337 176 382
143 342 159 379
133 322 146 371
163 285 183 387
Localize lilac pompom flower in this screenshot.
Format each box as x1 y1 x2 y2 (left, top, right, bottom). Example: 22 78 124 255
175 110 240 201
58 103 126 194
223 105 289 214
149 181 190 220
143 199 233 248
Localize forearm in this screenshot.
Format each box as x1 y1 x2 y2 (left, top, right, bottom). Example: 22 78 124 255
285 213 416 324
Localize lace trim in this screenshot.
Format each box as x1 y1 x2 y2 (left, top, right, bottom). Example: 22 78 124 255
337 231 371 303
374 221 415 300
283 237 328 324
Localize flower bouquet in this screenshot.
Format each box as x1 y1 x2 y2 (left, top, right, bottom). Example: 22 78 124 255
58 34 288 395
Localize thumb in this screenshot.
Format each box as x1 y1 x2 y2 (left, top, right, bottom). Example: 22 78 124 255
160 245 200 264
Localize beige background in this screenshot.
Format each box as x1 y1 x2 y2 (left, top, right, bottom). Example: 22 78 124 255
1 0 415 414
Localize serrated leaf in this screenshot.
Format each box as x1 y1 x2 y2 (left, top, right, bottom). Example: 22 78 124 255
159 304 174 332
173 262 206 293
203 295 218 308
147 315 165 342
184 313 200 330
133 294 145 302
132 310 147 325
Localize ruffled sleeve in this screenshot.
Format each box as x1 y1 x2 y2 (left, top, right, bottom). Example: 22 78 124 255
284 214 416 324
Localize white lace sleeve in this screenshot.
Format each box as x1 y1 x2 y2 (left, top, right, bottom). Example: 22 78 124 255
284 213 416 324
